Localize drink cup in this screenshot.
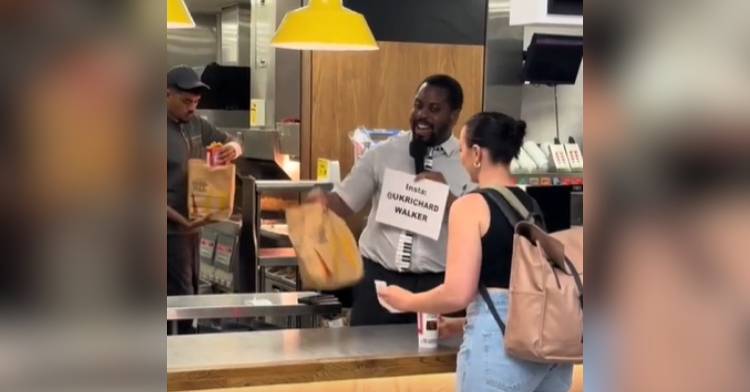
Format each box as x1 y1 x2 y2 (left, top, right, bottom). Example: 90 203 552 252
417 313 440 350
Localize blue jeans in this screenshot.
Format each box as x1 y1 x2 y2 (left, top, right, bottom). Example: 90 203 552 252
456 291 574 392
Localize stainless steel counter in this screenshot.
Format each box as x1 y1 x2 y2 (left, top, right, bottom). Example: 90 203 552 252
168 324 459 371
167 292 341 321
168 325 459 390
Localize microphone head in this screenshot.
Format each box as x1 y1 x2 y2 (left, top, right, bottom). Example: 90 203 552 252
410 138 427 174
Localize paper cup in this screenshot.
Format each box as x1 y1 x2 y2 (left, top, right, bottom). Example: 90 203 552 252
417 313 440 350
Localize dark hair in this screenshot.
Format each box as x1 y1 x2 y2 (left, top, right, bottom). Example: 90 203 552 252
419 74 464 111
464 112 527 165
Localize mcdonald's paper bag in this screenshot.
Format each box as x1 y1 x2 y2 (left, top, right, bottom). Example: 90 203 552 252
187 159 235 221
286 203 363 290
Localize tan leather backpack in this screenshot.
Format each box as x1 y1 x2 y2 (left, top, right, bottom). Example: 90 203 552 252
478 187 584 365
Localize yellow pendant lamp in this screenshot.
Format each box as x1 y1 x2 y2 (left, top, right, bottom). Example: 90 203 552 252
271 0 378 51
167 0 195 29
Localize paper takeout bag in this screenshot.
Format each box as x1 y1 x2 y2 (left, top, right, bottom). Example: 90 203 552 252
286 203 363 290
187 159 235 221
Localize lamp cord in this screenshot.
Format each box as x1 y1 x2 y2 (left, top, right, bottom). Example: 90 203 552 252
554 85 561 141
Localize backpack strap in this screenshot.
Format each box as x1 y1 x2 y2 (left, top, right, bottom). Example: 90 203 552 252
475 186 544 229
472 186 542 337
485 186 533 223
479 285 507 334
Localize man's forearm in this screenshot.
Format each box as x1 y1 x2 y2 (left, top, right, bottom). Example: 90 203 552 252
224 132 240 144
326 193 355 220
168 206 188 226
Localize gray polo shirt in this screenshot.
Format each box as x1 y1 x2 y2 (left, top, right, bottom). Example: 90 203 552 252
333 132 476 273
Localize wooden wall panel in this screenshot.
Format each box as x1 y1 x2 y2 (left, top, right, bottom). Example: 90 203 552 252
305 42 484 179
300 51 313 180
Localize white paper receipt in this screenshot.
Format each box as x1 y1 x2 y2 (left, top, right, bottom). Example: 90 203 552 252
375 280 406 314
375 169 450 241
328 318 345 328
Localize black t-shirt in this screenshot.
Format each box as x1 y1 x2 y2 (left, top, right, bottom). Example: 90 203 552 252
478 187 541 289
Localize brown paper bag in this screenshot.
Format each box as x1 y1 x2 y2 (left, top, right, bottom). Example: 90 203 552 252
187 159 235 221
286 203 363 290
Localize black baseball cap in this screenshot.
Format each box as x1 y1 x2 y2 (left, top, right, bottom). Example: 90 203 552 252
167 65 210 92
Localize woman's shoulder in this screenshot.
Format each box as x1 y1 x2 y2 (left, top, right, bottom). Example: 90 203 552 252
460 187 536 211
450 192 493 233
452 192 490 215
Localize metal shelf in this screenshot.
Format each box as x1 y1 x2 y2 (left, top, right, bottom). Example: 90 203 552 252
513 171 584 187
167 292 340 321
258 248 298 268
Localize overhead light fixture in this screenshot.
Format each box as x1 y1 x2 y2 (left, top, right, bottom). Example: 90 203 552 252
167 0 195 29
271 0 378 51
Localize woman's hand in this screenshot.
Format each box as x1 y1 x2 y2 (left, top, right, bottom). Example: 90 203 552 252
377 285 415 312
438 317 465 340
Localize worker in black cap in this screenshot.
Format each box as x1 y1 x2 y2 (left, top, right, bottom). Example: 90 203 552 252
167 65 243 335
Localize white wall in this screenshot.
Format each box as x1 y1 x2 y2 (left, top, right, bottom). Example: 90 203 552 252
521 26 583 148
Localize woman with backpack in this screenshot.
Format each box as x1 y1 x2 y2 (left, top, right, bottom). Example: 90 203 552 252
378 112 575 392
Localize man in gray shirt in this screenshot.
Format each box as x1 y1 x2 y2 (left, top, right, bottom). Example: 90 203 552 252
166 66 242 334
312 75 475 326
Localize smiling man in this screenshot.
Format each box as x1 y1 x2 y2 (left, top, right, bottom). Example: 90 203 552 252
309 75 475 326
166 65 242 335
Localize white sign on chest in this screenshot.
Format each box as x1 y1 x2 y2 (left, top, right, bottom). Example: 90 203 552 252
375 169 450 240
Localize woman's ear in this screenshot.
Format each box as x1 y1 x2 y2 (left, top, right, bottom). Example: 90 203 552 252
471 145 482 161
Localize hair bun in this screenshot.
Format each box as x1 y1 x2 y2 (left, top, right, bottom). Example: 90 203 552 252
464 112 528 165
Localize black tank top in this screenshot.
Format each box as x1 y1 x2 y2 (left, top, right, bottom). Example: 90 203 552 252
478 188 541 289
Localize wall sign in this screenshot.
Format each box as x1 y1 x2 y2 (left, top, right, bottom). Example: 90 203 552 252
375 169 450 241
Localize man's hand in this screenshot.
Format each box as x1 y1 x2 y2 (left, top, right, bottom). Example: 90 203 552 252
216 143 241 165
304 189 355 220
186 214 217 231
305 188 329 210
415 172 447 184
414 173 458 219
168 205 190 227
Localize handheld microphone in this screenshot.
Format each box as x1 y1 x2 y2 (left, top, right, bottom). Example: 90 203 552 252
410 138 427 174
